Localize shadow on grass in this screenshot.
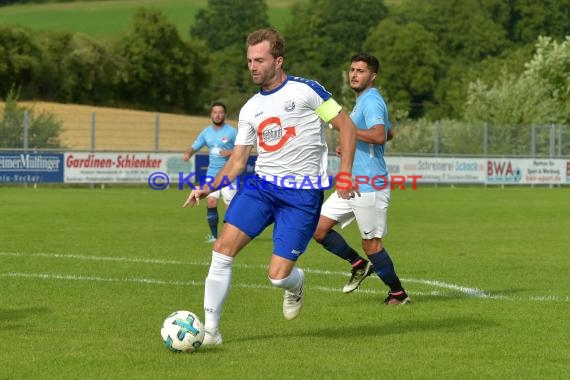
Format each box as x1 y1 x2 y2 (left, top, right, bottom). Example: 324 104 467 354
240 316 498 342
0 306 51 322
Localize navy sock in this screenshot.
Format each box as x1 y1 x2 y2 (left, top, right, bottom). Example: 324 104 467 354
319 230 364 267
368 248 403 292
206 207 219 238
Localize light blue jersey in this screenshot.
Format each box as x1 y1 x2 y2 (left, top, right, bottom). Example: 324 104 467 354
192 124 237 177
350 87 391 192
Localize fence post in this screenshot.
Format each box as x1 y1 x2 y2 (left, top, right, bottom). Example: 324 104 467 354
549 124 555 158
90 112 96 189
434 120 440 156
91 112 96 151
155 113 160 152
531 125 536 156
558 125 563 156
23 110 31 151
483 123 488 156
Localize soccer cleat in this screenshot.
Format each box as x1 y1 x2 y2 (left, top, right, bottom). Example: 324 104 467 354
204 234 217 243
202 329 223 345
343 260 374 293
384 290 411 305
283 269 304 320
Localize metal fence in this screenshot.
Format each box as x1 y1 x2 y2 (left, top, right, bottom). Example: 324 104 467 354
2 109 569 157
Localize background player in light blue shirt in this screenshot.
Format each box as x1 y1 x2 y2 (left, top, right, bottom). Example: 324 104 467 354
183 102 237 243
314 52 409 305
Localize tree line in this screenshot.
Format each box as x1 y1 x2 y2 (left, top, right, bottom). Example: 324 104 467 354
1 0 569 129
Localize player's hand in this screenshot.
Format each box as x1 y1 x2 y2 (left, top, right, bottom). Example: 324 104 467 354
219 149 232 158
336 188 360 200
182 189 209 208
335 146 342 157
182 152 190 161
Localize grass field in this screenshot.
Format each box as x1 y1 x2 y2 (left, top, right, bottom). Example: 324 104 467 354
0 0 299 39
1 186 569 379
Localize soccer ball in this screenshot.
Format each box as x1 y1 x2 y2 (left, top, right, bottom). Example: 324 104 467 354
160 310 205 353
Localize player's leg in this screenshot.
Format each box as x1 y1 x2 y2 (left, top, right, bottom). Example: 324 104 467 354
353 189 410 304
267 255 304 320
221 184 237 208
202 180 274 345
269 187 324 320
202 223 251 345
316 194 372 293
205 191 220 242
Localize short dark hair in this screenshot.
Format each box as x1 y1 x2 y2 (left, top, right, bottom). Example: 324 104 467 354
247 28 285 59
211 101 227 112
350 52 379 73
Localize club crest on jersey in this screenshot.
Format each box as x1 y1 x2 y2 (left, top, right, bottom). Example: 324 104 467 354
283 100 295 112
257 117 296 152
222 137 229 143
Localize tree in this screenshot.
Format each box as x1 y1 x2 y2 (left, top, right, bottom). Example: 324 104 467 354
465 36 570 126
115 8 209 112
204 44 257 117
394 0 510 61
503 0 570 44
56 34 119 105
363 19 442 118
0 86 62 149
284 0 388 95
386 0 511 118
0 25 44 99
190 0 270 52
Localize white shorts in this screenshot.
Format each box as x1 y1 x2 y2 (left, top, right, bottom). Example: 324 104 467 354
320 189 390 239
207 186 237 206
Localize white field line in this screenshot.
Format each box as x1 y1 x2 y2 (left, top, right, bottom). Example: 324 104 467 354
0 272 442 297
1 251 568 302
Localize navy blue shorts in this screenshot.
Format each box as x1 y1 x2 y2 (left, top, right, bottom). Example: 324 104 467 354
224 176 324 261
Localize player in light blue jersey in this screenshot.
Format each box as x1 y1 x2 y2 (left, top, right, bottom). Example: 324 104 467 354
183 102 237 243
313 52 409 305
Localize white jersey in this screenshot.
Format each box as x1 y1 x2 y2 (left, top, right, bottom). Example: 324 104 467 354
237 75 338 188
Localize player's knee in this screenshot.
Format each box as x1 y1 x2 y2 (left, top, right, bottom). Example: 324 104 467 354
312 226 327 242
362 238 383 255
212 236 238 256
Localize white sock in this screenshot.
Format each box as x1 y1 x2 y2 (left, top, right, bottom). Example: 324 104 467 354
204 251 234 332
269 267 302 292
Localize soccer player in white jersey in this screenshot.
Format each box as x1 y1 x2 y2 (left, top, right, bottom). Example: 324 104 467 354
183 28 357 345
183 102 238 243
313 52 410 305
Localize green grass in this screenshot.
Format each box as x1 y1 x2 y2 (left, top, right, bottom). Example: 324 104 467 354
0 0 299 39
1 186 569 379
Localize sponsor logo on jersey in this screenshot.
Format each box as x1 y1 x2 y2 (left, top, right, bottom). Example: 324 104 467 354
283 100 295 112
257 117 296 152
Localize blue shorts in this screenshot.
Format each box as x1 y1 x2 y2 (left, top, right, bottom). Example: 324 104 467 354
224 176 324 261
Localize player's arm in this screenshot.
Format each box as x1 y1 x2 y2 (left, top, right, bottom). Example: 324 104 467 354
219 148 233 158
182 147 197 161
329 110 356 176
316 99 356 178
183 144 252 208
315 98 356 198
387 128 394 141
211 145 251 183
355 124 389 144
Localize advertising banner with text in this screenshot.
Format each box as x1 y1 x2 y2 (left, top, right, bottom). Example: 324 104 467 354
0 153 64 183
0 152 560 186
486 158 565 185
64 152 193 183
387 157 486 184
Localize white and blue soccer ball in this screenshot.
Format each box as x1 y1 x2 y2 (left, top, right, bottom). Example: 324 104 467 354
160 310 205 353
